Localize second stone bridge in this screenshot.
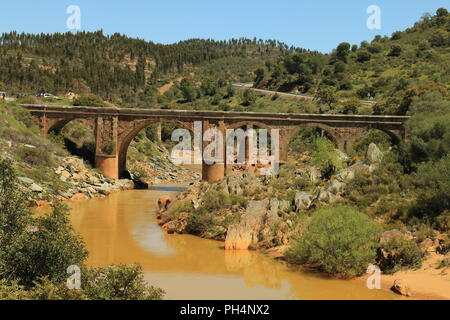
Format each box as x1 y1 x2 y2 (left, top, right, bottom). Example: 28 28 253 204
22 104 409 182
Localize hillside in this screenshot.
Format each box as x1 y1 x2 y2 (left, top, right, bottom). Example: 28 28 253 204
254 8 450 115
0 32 320 107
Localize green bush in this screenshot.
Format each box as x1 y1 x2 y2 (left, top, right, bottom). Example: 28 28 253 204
81 264 165 300
0 158 165 299
0 203 88 288
309 136 344 174
186 207 215 236
202 190 232 211
73 94 106 107
16 146 54 167
378 238 424 273
286 205 383 278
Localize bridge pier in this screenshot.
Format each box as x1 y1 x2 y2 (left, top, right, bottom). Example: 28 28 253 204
95 116 119 180
95 155 119 180
201 120 226 182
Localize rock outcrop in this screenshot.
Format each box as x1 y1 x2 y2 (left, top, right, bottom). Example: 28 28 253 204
391 279 412 297
157 196 172 213
366 143 384 164
225 200 269 250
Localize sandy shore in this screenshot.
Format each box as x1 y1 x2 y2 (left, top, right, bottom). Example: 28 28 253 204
353 253 450 300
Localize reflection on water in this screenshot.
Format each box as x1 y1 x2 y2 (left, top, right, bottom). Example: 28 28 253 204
36 188 401 300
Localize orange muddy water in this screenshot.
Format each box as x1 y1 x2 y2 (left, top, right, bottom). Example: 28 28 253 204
42 187 402 300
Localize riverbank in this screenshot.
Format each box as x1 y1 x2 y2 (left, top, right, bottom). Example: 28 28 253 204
156 175 450 300
354 253 450 300
52 188 400 300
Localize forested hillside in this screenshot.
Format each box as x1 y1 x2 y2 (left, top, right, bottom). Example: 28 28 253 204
255 8 450 115
0 31 317 104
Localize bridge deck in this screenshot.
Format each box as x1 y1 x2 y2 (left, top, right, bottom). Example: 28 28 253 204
21 104 410 125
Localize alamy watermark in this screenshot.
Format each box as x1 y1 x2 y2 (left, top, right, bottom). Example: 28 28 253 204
67 265 81 290
66 5 81 31
366 264 381 290
170 122 280 176
367 5 381 30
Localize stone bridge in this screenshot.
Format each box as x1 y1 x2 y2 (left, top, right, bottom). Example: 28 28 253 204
22 104 409 182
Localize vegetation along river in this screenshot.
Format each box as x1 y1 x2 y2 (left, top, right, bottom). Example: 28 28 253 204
38 186 401 300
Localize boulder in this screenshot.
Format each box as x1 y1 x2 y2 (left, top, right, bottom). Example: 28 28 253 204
391 279 412 297
70 193 86 201
60 171 72 179
337 167 355 182
366 143 383 164
268 198 284 224
227 175 243 196
295 166 321 184
380 229 405 245
225 199 269 250
420 238 435 253
162 219 188 234
294 192 313 211
18 177 34 185
317 190 330 203
335 149 350 163
30 183 43 193
157 196 172 213
326 178 346 195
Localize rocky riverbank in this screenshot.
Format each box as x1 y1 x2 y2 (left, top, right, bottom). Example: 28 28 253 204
155 143 450 299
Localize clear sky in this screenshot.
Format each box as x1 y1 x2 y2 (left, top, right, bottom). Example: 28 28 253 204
1 0 448 53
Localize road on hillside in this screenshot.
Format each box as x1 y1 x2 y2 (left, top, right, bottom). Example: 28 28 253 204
232 83 376 105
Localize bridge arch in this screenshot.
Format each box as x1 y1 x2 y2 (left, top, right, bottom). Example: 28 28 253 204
285 123 341 148
368 125 402 145
117 118 195 178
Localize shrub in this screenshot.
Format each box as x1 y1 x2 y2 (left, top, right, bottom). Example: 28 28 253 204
81 264 164 300
388 44 402 57
202 190 232 211
309 136 344 174
0 203 88 288
16 146 54 167
342 98 361 114
73 94 106 107
186 207 215 236
356 50 371 62
286 205 382 278
378 238 424 273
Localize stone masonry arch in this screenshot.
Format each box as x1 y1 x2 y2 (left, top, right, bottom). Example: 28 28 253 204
117 118 195 178
23 104 410 182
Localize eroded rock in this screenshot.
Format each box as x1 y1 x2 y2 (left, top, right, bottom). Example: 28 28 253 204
391 279 412 297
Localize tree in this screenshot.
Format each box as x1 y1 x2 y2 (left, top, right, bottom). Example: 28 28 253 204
1 203 88 288
0 159 87 288
336 42 351 62
286 205 383 278
356 50 371 62
342 97 361 114
179 79 197 102
436 8 448 17
242 89 257 106
391 31 402 40
316 87 338 109
334 61 346 74
429 30 449 47
254 68 265 86
388 44 402 57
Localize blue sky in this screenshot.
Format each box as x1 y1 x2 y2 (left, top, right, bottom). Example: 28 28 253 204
1 1 448 52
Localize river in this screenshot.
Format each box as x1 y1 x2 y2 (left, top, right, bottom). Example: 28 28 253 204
39 186 401 300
